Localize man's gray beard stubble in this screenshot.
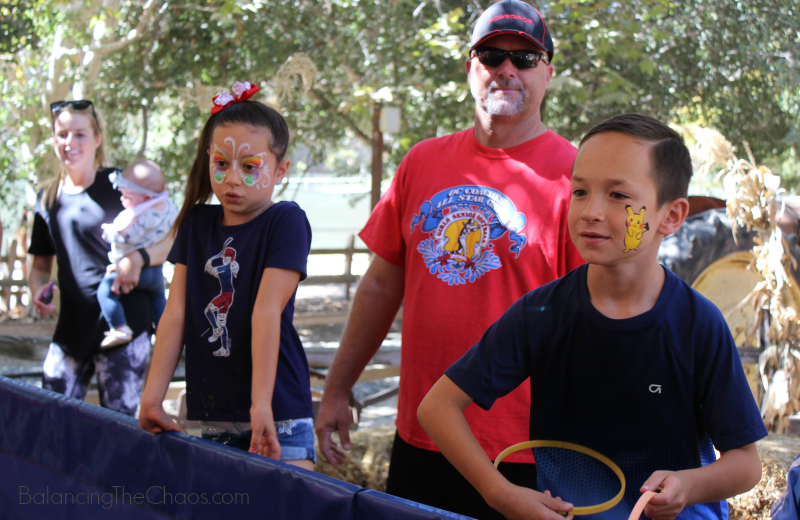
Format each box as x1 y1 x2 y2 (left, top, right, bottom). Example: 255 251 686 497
471 81 526 117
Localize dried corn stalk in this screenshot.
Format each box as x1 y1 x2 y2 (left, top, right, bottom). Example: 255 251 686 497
716 139 800 433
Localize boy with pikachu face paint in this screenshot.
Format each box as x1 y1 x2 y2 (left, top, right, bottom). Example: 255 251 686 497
419 114 766 520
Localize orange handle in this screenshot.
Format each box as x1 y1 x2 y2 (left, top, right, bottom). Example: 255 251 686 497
628 490 657 520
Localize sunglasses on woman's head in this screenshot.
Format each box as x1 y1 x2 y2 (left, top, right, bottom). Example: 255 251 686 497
50 100 99 126
471 47 548 70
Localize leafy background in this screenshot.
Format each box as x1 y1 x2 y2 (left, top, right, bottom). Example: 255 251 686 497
1 0 798 235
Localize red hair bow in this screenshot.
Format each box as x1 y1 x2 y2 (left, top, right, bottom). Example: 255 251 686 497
211 81 261 114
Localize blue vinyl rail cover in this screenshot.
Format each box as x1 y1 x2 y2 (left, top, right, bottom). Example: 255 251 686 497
0 376 469 520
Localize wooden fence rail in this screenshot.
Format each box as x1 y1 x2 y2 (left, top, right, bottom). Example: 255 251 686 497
0 237 27 315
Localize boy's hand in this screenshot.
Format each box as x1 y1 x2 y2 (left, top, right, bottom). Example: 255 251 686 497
249 404 281 460
640 471 689 520
139 404 186 434
492 486 574 520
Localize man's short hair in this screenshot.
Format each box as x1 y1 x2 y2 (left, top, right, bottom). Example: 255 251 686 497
580 114 693 207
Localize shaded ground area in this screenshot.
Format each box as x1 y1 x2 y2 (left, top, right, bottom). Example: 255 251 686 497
0 319 52 375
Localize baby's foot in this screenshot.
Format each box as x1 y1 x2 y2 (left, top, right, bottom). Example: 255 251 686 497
101 325 133 349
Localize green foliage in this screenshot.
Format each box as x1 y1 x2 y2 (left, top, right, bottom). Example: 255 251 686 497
1 0 798 220
0 0 39 54
90 0 478 183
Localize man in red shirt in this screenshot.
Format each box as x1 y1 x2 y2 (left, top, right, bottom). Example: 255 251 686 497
316 1 584 517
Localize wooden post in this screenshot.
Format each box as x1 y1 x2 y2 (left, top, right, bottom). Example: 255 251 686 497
344 234 356 300
8 239 17 311
371 104 383 211
0 237 9 313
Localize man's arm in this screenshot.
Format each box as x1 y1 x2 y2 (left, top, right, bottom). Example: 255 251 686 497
314 255 404 466
113 232 175 294
418 375 573 520
640 443 762 520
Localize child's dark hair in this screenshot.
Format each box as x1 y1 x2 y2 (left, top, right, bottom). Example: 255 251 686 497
173 100 290 233
580 114 693 207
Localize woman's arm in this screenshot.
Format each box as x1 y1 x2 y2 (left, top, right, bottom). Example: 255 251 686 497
139 263 187 434
28 255 56 317
249 267 301 458
113 232 175 294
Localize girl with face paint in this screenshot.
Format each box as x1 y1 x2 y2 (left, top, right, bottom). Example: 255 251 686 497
139 83 316 472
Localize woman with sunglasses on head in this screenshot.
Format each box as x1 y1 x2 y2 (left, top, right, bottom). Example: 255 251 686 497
27 100 174 416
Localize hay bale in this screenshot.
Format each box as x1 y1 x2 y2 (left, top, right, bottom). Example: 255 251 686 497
728 433 800 519
315 425 395 491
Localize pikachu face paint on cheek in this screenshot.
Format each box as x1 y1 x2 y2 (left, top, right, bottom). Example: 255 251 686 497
623 205 650 253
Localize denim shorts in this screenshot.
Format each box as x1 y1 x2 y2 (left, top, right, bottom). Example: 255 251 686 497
201 418 316 464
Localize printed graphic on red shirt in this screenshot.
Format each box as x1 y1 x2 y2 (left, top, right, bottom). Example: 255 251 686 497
411 185 526 285
203 237 238 357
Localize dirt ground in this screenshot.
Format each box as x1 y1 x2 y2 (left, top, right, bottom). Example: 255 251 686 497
0 319 55 337
729 433 800 518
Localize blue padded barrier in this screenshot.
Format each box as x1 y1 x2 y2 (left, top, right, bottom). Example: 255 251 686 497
0 376 470 520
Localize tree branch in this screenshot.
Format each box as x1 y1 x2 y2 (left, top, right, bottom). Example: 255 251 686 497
137 106 148 158
92 0 165 56
310 88 371 144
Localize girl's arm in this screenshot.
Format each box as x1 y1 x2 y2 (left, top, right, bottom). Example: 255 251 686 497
139 263 187 434
249 267 301 458
29 255 56 317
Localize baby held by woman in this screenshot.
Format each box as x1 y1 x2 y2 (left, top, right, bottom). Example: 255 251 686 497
97 159 177 348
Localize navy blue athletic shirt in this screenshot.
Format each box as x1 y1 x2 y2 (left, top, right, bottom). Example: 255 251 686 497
446 263 767 519
168 202 313 422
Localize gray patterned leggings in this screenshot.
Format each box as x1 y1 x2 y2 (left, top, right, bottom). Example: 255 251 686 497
42 332 151 416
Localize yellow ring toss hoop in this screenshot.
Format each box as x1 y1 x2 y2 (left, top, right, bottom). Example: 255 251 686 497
494 440 626 516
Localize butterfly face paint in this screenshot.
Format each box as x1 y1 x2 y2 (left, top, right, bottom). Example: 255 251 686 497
623 205 649 253
241 153 270 188
211 148 229 184
210 138 272 189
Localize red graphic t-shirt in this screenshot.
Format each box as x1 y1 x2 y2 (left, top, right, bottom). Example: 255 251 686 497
360 128 585 462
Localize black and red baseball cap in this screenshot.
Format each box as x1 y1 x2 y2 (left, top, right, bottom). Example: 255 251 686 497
469 0 554 63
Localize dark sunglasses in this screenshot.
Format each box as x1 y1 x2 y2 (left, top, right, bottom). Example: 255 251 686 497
471 47 548 70
50 100 100 128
